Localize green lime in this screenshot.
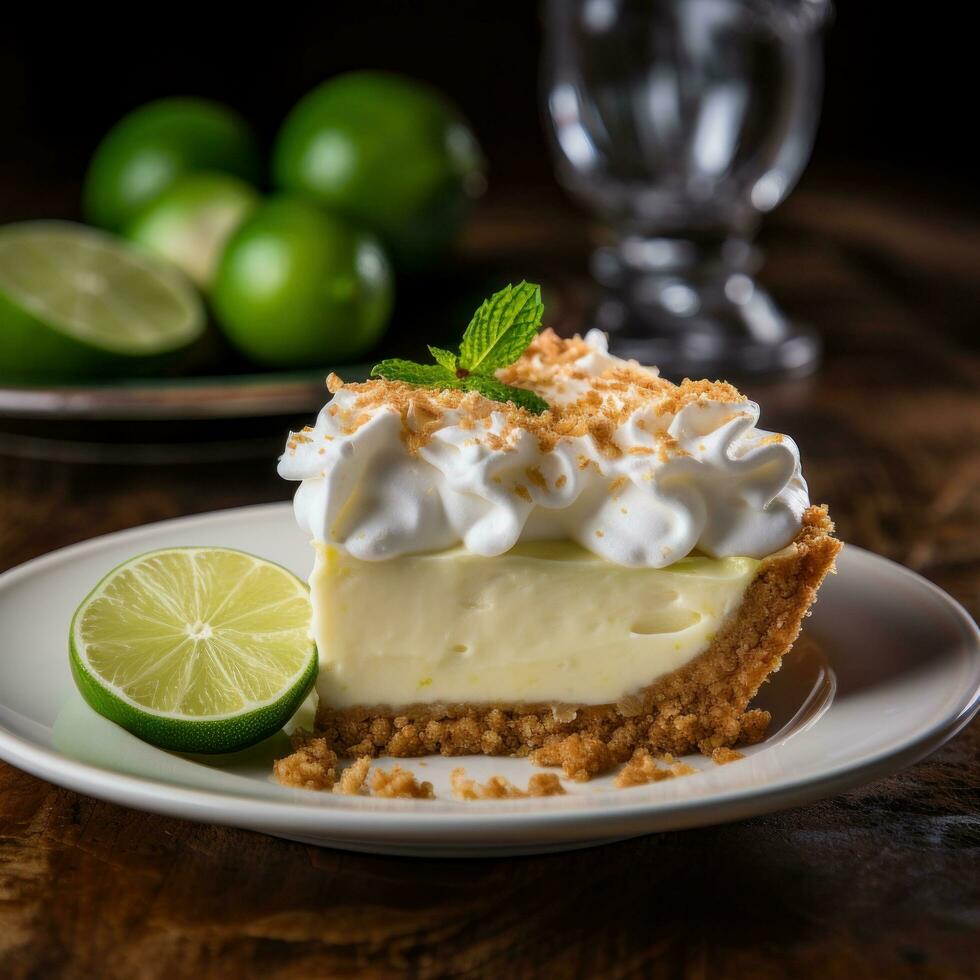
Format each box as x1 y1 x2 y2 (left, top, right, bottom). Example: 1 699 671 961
0 221 205 382
126 172 260 288
211 196 393 367
272 71 485 270
84 98 261 233
70 547 317 754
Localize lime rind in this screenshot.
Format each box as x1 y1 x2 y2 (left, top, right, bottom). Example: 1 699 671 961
68 650 316 754
69 547 318 754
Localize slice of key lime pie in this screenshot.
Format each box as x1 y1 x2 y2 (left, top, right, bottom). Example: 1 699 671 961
278 283 840 761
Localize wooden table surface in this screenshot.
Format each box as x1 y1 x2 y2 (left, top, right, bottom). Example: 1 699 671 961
1 180 978 979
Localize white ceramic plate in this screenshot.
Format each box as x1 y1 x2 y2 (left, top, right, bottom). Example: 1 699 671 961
1 504 977 857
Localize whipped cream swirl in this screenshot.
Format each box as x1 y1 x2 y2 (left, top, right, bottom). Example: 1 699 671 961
279 331 809 567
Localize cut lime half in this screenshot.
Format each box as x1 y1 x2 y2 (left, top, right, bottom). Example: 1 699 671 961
69 547 317 754
0 221 205 382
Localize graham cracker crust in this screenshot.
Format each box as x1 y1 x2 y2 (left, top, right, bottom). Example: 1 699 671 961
314 505 841 760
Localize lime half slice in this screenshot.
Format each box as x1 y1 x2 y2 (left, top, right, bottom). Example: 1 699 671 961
70 548 317 754
0 221 205 382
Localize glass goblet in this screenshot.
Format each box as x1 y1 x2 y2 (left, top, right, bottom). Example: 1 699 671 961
543 0 831 378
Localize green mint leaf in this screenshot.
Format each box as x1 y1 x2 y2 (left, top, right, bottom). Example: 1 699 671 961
427 346 458 372
371 359 461 388
369 281 550 412
458 281 544 374
462 375 549 414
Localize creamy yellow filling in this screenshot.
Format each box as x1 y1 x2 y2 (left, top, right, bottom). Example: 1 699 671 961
309 541 759 709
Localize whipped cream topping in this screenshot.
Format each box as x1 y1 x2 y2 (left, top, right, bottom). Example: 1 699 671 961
278 330 809 567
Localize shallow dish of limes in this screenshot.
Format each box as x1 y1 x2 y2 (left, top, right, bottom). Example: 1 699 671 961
0 72 486 427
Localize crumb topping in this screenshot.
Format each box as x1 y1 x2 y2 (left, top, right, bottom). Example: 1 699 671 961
273 736 338 790
451 768 566 800
531 734 616 782
274 737 433 798
318 329 744 457
335 756 372 795
527 772 566 796
710 747 744 765
614 748 697 788
525 466 549 491
370 765 435 799
512 484 532 503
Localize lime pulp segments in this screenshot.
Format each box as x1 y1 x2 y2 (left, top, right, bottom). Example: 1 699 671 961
70 547 317 753
0 221 204 381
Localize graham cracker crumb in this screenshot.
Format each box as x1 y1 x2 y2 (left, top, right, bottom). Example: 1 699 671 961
532 734 615 782
334 756 372 795
711 747 744 765
450 768 566 800
738 710 771 746
608 476 628 496
451 768 513 800
615 749 697 788
525 466 549 491
274 737 338 791
370 765 435 799
615 749 671 788
528 773 566 796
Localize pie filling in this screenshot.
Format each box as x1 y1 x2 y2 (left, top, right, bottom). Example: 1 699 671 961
310 541 760 710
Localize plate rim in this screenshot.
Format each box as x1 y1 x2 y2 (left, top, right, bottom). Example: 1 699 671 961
1 502 978 844
0 364 371 421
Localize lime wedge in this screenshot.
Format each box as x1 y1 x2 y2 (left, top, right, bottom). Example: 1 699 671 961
69 548 317 754
0 221 205 382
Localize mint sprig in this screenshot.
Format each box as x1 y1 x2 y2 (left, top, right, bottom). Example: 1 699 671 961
368 359 455 387
371 282 549 414
428 346 458 372
459 282 544 374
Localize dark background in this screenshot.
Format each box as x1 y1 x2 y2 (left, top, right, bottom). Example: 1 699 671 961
0 2 974 221
2 7 979 977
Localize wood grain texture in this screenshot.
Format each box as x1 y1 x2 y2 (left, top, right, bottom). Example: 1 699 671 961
1 182 978 979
